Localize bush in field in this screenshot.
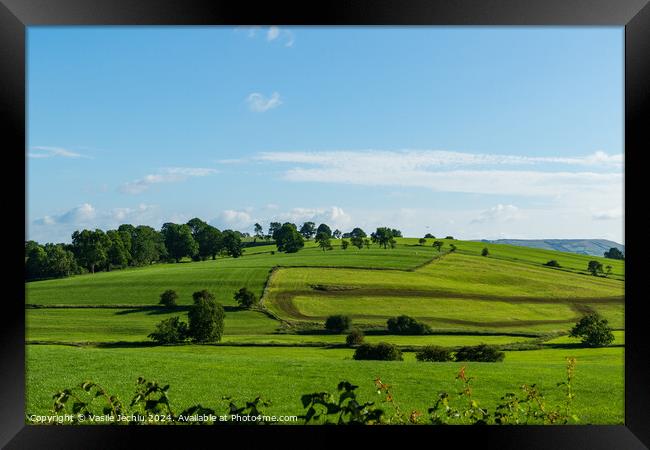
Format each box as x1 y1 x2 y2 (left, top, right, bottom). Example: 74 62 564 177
233 287 258 308
569 313 614 347
544 260 561 268
188 290 225 343
454 344 505 362
325 315 352 333
346 329 365 346
587 260 603 276
353 342 403 361
386 315 432 335
341 240 349 250
481 247 489 257
148 316 188 344
418 238 427 246
159 289 178 307
415 345 453 362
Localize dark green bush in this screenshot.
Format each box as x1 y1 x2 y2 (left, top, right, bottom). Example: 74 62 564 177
346 329 365 346
544 260 561 268
415 345 453 362
325 315 352 333
386 315 431 335
148 316 188 344
188 290 225 343
454 344 505 362
233 287 258 308
569 313 614 347
159 289 178 307
353 342 403 361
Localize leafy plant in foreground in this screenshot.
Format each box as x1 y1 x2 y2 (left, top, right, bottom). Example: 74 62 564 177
299 381 384 424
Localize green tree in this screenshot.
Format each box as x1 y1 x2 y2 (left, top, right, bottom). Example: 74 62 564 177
603 248 624 260
254 223 264 242
325 315 351 333
186 217 208 236
25 243 48 280
71 229 110 274
605 265 613 277
316 223 332 238
424 233 435 239
363 239 371 249
370 227 393 249
268 222 282 241
386 315 431 335
587 260 603 276
299 222 316 240
544 260 561 268
106 230 130 269
418 238 427 246
196 225 222 260
221 230 244 258
148 317 188 344
341 240 349 250
332 229 342 239
234 287 258 308
159 289 178 307
346 329 365 346
350 228 367 239
188 290 225 342
449 244 457 253
433 240 444 252
131 225 167 266
350 236 364 249
162 223 199 263
275 223 305 253
569 313 614 347
481 247 489 257
315 232 332 251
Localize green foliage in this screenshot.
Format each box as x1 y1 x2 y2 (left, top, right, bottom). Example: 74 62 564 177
221 230 243 258
315 232 332 251
371 227 395 249
72 229 110 273
544 260 561 267
162 223 199 263
449 243 457 253
299 381 384 424
325 315 351 333
603 247 624 260
159 289 178 307
316 223 332 238
455 344 505 362
424 233 435 239
569 313 614 347
445 236 454 240
415 345 453 362
234 287 258 309
345 328 365 346
341 240 349 250
418 238 427 246
353 342 403 361
275 223 305 253
350 236 364 249
148 316 188 344
587 260 604 276
386 315 432 335
196 225 222 260
188 290 225 342
299 221 316 239
432 240 444 252
481 247 490 257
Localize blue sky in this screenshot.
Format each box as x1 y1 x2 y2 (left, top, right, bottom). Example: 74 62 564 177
27 26 624 243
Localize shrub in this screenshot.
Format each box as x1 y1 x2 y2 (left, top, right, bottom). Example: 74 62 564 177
544 260 561 268
188 290 225 343
445 236 454 240
587 260 603 276
386 315 432 335
148 316 188 344
569 313 614 347
159 289 178 307
353 342 403 361
233 287 258 308
481 247 489 257
325 315 352 333
415 345 453 362
454 344 505 362
346 329 365 346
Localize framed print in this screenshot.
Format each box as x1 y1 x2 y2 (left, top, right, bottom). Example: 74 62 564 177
2 0 649 448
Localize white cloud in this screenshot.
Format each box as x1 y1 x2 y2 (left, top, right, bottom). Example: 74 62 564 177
28 146 89 159
238 26 294 47
246 92 282 112
120 167 217 195
471 204 521 224
267 26 280 41
592 208 623 220
215 209 254 229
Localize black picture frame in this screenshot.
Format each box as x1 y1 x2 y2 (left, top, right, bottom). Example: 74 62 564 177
2 0 648 448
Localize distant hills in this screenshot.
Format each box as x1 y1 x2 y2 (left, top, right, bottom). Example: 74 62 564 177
475 239 624 257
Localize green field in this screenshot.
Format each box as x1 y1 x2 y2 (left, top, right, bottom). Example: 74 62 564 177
24 238 625 424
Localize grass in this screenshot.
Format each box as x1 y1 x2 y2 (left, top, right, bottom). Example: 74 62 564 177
26 344 624 424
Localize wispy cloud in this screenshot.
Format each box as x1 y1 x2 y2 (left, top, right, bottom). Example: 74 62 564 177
237 26 294 47
246 92 282 112
120 167 217 195
471 204 521 224
28 146 90 159
592 208 623 220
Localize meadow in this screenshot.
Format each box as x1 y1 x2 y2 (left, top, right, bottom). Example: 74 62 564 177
24 238 625 424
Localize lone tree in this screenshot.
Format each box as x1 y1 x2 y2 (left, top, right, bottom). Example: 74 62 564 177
433 240 444 252
481 247 490 257
544 260 561 268
569 313 614 347
418 238 427 246
325 315 352 333
148 316 188 344
587 260 604 276
316 223 332 239
188 290 225 343
603 247 624 260
299 222 316 240
275 222 305 253
159 289 178 307
234 287 258 309
424 233 435 239
254 223 264 242
315 232 332 251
